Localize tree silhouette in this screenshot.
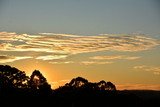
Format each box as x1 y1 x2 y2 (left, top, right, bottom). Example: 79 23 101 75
68 77 88 88
28 70 51 94
63 77 117 91
106 81 116 91
97 80 107 90
97 80 116 91
0 65 29 91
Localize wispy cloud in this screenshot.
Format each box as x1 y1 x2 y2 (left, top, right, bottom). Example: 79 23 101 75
49 61 74 64
0 43 13 51
117 84 160 90
0 32 159 62
36 55 67 60
90 55 123 60
80 61 113 65
0 55 32 63
134 65 160 75
90 55 140 60
49 61 112 65
1 32 158 53
39 33 80 37
124 56 140 60
79 55 140 65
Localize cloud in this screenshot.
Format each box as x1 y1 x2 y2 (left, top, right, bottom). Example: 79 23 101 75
0 55 32 63
0 32 38 42
117 84 160 90
39 33 81 37
49 61 74 64
0 32 159 53
90 55 140 60
79 55 140 66
124 56 140 60
36 55 67 60
90 55 123 60
80 61 113 65
134 65 160 75
49 61 112 65
0 43 13 51
0 32 18 41
0 32 159 62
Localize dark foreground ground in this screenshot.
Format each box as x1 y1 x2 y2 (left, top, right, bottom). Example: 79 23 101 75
1 90 160 107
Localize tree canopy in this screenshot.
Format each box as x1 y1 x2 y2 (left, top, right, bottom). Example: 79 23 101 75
0 65 29 90
62 77 116 91
0 65 52 96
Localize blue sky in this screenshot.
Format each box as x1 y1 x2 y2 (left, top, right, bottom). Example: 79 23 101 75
0 0 160 35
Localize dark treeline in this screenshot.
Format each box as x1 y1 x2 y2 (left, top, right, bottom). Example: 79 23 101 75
0 65 160 107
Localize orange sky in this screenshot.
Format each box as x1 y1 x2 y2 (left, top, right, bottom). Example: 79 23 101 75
0 32 159 90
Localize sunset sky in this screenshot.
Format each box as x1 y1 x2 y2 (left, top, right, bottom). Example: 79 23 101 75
0 0 160 90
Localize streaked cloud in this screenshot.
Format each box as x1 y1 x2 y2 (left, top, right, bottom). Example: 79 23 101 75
80 61 113 65
49 61 74 64
36 55 67 60
117 84 160 90
90 55 140 60
90 55 123 60
0 32 159 62
124 56 140 60
79 55 140 66
0 43 13 51
39 33 80 37
134 65 160 75
49 61 112 65
0 32 159 53
0 55 32 63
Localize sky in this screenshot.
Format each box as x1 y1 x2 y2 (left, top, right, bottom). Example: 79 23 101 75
0 0 160 90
